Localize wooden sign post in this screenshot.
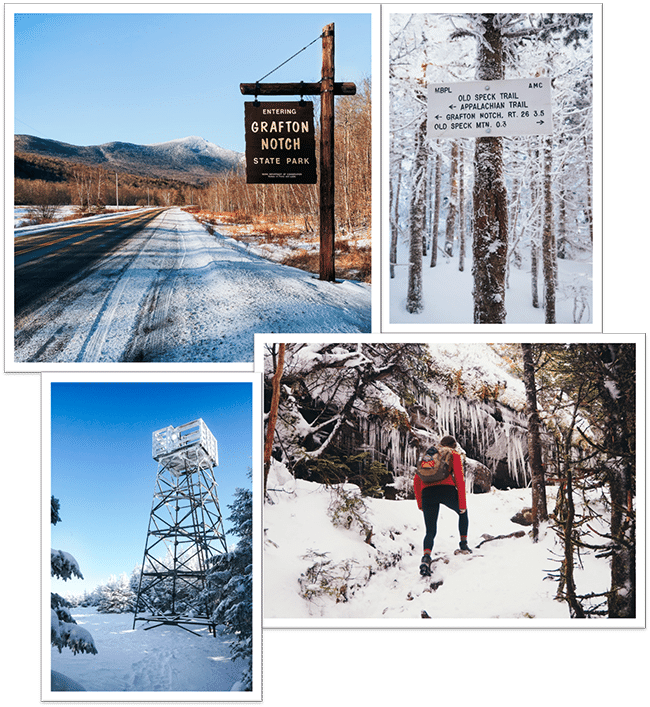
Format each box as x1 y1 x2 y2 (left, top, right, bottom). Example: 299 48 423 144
241 23 356 282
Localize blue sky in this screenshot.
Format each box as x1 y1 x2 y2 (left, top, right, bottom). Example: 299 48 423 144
48 380 254 595
13 8 372 152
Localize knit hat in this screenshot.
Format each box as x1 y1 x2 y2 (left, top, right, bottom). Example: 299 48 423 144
439 435 457 448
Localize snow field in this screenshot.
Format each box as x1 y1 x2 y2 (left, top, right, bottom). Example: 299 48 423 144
49 608 247 693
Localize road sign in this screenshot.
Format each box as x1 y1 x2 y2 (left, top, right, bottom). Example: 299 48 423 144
244 101 317 184
427 77 552 139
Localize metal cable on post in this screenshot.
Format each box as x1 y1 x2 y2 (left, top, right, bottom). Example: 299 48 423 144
255 33 323 84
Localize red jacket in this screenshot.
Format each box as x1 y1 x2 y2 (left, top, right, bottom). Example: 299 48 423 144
414 450 467 512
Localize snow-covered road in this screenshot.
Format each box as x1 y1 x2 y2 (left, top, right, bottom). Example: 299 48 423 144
14 207 371 363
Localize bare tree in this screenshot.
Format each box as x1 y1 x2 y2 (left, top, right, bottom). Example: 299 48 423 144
264 343 286 495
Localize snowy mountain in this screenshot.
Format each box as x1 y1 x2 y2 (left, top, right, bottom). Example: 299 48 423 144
15 134 243 184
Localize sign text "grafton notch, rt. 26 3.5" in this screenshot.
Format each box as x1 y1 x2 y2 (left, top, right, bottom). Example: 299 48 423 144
427 77 552 139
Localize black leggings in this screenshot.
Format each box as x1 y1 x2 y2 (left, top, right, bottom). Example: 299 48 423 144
421 485 468 551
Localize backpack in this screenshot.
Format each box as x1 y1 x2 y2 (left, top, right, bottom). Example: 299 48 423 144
416 445 454 484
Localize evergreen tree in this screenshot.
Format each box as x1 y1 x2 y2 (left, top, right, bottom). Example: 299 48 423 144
51 496 97 691
205 486 253 691
96 573 136 613
523 345 636 618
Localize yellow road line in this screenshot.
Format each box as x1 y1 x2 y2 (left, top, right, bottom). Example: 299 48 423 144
14 210 163 257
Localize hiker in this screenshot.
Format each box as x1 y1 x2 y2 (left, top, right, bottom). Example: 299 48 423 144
414 435 470 576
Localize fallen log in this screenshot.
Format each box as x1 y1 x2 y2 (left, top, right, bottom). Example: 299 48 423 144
476 530 526 548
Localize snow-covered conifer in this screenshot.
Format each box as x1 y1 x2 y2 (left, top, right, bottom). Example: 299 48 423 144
205 486 253 691
51 497 98 673
96 573 136 614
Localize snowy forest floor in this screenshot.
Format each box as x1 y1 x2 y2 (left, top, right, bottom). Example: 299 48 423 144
264 462 610 624
389 249 592 325
50 608 247 693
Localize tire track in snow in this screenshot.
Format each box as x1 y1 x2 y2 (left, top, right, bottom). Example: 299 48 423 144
121 217 187 362
75 211 176 362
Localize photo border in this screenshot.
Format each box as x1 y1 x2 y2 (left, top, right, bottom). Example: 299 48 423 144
5 2 379 372
255 331 644 629
380 4 604 333
41 369 263 702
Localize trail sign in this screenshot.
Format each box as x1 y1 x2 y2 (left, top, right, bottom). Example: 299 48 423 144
427 77 552 139
244 101 317 184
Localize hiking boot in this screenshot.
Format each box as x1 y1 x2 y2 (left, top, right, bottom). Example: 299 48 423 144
419 554 432 576
458 540 472 554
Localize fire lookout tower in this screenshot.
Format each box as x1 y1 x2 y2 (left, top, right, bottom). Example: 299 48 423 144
133 418 227 635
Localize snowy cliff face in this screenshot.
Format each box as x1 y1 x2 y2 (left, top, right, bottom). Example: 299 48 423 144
362 390 531 493
265 343 542 494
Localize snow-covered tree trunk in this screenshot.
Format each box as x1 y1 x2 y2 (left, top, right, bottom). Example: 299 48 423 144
583 135 593 243
531 242 540 308
542 136 557 323
389 173 400 278
406 115 428 313
472 14 508 323
458 141 466 272
521 344 548 542
472 134 508 323
530 142 541 308
557 183 567 259
429 150 441 268
444 140 459 256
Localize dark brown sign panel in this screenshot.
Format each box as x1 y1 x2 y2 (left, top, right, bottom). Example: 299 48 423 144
244 101 317 184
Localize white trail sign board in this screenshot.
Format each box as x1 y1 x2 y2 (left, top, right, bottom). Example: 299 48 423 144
427 77 552 139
